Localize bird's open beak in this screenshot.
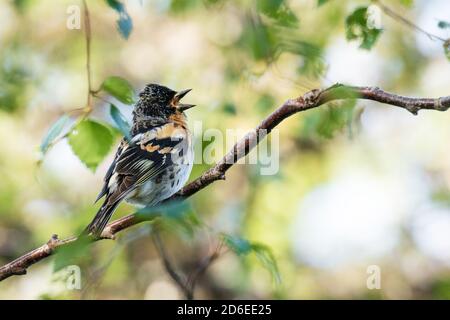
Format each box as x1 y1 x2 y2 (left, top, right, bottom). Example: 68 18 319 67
175 88 192 100
174 89 196 112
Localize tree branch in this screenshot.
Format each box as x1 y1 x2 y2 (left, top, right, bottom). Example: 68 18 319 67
1 84 449 282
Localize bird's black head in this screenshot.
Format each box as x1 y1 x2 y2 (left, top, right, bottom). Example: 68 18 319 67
134 84 195 120
139 84 176 106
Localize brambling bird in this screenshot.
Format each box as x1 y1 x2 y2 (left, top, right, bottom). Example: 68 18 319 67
85 84 195 237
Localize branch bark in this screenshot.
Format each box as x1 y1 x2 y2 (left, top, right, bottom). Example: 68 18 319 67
1 84 449 282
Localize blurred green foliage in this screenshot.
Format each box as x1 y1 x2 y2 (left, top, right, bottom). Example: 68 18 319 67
432 278 450 299
302 100 356 139
345 6 383 50
222 234 281 284
0 45 33 113
105 0 133 39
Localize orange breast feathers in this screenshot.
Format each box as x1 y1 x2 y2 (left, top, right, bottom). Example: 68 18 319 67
138 121 188 154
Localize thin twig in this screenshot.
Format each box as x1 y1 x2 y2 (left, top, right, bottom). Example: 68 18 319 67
187 241 224 294
1 84 450 282
38 1 94 158
82 0 93 109
151 230 193 299
92 92 116 105
374 0 447 42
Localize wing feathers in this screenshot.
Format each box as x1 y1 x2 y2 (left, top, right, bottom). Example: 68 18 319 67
96 123 187 207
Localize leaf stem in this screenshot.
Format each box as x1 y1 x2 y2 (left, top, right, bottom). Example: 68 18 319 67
373 0 447 42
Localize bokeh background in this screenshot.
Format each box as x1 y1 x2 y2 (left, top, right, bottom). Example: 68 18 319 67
0 0 450 299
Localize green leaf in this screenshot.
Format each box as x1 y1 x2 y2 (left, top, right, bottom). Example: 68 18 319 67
222 234 252 255
431 188 450 207
303 100 356 139
444 41 450 62
222 234 281 284
53 237 91 272
68 119 115 171
117 15 132 39
13 0 32 13
203 0 224 8
139 201 202 238
399 0 414 7
166 209 201 238
438 21 450 29
318 0 330 6
222 102 237 115
110 104 131 141
240 16 275 61
105 0 133 39
257 0 299 28
101 76 135 104
318 102 355 138
40 114 70 153
139 201 191 219
257 0 284 13
345 7 382 50
251 243 281 284
282 41 324 78
169 0 200 13
432 278 450 299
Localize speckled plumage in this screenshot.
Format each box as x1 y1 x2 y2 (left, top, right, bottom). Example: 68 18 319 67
85 84 195 237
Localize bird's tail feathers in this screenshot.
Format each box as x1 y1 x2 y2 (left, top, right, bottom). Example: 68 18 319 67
83 200 119 238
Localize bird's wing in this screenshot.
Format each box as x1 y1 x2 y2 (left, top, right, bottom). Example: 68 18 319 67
94 139 126 203
95 123 188 205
